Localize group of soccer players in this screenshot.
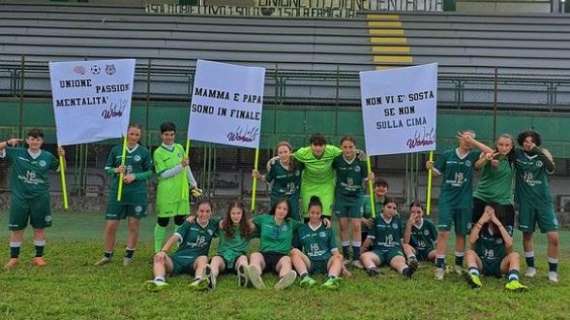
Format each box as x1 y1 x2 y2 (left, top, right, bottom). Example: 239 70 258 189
0 124 560 292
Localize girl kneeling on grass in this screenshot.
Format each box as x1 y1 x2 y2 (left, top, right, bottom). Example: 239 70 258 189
245 199 301 290
145 200 219 292
204 200 254 290
464 204 527 291
360 197 416 278
291 196 344 290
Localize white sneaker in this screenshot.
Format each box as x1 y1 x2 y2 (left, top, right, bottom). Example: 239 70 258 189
274 271 297 290
245 265 265 289
525 267 537 278
123 257 133 266
351 260 364 269
548 271 559 283
454 265 463 275
435 268 445 280
94 256 112 266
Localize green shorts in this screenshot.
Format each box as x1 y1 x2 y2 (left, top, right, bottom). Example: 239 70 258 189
437 206 472 235
333 195 363 219
157 200 190 218
481 257 503 277
9 194 52 231
517 203 559 233
170 253 197 275
372 248 404 265
105 199 147 220
309 259 329 275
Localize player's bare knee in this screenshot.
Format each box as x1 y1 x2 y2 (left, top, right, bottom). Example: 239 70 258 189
547 232 559 247
154 254 164 264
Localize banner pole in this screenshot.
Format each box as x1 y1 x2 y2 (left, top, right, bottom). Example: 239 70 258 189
116 135 127 202
58 145 68 210
366 156 376 218
426 150 434 215
251 148 260 212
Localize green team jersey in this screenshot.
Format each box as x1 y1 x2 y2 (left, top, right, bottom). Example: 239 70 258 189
514 149 552 206
369 214 403 251
105 144 152 204
174 219 220 258
154 143 188 204
217 225 250 262
294 145 341 186
434 149 481 209
253 214 301 255
296 223 338 262
266 156 302 200
475 227 507 264
332 152 368 199
406 218 437 251
473 157 514 205
2 147 58 199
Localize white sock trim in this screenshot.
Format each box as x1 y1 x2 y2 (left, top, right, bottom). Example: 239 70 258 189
34 240 46 246
436 255 446 259
154 276 165 282
524 251 535 258
352 241 361 247
548 257 559 264
9 242 22 247
454 251 464 257
342 241 351 247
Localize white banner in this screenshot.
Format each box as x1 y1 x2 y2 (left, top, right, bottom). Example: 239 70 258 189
188 60 265 149
49 59 135 146
360 63 438 156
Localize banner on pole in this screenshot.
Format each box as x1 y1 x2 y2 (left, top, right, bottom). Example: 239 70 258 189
49 59 135 146
360 63 438 156
188 60 265 149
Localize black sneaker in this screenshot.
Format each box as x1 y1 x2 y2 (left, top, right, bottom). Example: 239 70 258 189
403 267 415 279
408 256 419 272
367 267 380 277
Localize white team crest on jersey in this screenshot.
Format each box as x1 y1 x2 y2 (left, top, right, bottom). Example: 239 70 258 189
134 155 141 162
465 160 472 167
536 160 543 167
424 230 430 236
354 166 361 173
135 206 143 213
45 215 52 222
495 238 503 244
39 160 47 167
319 231 327 238
392 223 398 229
208 229 214 236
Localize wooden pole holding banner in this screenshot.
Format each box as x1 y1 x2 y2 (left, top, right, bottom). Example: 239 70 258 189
58 145 68 210
366 156 376 218
250 148 260 212
426 150 434 215
116 136 128 201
